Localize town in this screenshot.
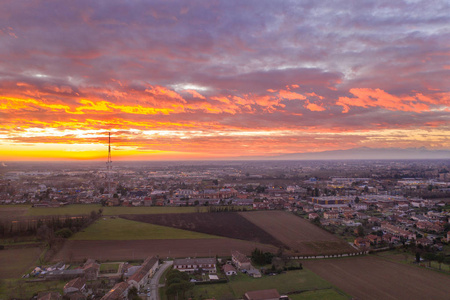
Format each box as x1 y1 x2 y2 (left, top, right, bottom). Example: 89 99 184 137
0 159 449 299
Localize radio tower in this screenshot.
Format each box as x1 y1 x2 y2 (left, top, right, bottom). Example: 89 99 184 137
107 132 112 198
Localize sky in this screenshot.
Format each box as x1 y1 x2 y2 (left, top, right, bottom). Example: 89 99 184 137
0 0 449 161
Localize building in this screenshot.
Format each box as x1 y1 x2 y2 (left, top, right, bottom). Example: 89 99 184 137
323 211 339 219
232 251 251 270
63 277 86 295
44 269 84 280
223 264 237 276
173 257 216 273
127 256 159 290
101 282 129 300
82 259 100 280
244 289 280 300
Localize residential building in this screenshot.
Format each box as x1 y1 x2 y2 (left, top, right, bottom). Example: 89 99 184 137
173 257 216 273
232 250 251 270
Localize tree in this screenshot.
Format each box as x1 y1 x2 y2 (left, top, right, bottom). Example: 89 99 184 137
415 252 421 263
356 225 365 237
354 196 360 204
128 286 141 300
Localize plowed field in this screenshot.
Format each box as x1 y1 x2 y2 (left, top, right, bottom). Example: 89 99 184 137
303 256 450 300
52 238 278 262
239 211 356 255
120 212 284 247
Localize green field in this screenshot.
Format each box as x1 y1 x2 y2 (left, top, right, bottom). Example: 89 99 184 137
0 279 65 299
188 269 337 300
24 204 213 216
70 217 222 240
0 247 42 279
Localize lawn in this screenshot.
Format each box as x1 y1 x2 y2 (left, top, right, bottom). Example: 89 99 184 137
26 205 211 216
100 262 120 273
70 217 223 240
0 247 42 279
188 269 335 300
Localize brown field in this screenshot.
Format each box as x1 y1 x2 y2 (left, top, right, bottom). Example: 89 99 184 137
239 211 356 255
120 212 284 247
0 247 42 279
303 256 450 300
0 205 29 218
52 238 277 262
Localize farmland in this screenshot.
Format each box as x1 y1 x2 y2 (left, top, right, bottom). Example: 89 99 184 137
303 256 450 300
25 205 211 216
52 239 277 262
121 212 284 246
0 247 42 279
240 211 356 255
71 217 221 240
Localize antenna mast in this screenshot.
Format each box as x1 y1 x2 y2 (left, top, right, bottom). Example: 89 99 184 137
107 132 112 198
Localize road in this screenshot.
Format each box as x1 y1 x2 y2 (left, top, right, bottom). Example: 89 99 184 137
145 260 173 300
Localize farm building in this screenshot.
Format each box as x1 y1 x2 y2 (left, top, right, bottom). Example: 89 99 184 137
232 250 251 270
45 269 84 280
173 257 216 273
223 264 237 276
244 289 280 300
63 277 86 295
82 259 100 280
127 256 159 290
101 282 129 300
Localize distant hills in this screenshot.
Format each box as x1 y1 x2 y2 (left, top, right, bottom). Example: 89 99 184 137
263 147 450 160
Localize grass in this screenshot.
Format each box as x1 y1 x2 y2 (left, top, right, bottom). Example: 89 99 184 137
100 262 120 273
0 279 65 299
25 205 216 216
70 217 223 240
0 247 43 279
288 289 350 300
188 268 336 300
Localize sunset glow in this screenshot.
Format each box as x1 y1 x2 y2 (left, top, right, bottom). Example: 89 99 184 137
0 1 449 160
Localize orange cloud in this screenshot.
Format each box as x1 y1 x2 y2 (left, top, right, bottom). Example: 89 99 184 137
305 100 326 112
278 90 306 100
337 88 433 113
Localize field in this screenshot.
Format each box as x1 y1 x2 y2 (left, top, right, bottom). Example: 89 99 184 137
71 217 221 240
120 213 283 246
52 239 277 262
0 247 42 279
0 279 65 300
188 269 348 300
289 289 350 300
25 205 211 216
0 205 29 218
239 211 356 255
303 256 450 300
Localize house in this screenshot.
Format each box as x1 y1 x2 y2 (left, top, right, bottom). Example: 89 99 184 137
232 251 252 270
173 258 216 274
323 211 339 219
223 264 237 276
244 289 280 300
127 256 159 290
308 213 319 220
101 282 129 300
37 292 62 300
367 234 381 245
416 238 433 247
63 277 86 295
354 237 370 248
82 259 100 280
